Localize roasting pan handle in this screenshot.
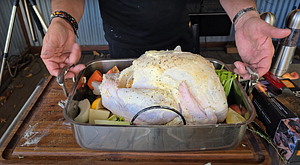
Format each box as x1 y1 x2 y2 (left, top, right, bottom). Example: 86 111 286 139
57 64 75 97
244 64 259 96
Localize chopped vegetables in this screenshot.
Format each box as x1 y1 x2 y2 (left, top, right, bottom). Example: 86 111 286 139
89 109 110 124
229 104 246 116
74 99 90 123
107 114 124 121
226 107 246 124
215 65 237 97
94 120 130 125
229 104 250 120
72 66 128 124
106 66 119 74
91 98 104 110
89 98 111 124
74 97 126 125
87 70 103 90
107 114 118 121
91 98 101 109
86 66 120 91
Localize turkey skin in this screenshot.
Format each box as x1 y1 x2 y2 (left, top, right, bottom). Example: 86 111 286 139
99 49 228 125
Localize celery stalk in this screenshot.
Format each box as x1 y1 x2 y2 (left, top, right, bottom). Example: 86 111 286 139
215 66 237 97
107 114 118 121
95 120 130 125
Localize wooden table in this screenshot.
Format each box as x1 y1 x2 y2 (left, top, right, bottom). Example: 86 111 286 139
0 76 271 164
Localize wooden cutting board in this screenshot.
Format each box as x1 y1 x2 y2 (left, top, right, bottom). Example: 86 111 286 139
0 76 271 164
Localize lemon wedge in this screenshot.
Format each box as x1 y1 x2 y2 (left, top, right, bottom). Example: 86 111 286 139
226 107 246 124
91 98 104 110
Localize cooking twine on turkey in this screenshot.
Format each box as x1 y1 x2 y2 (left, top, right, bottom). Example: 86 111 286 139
99 46 228 125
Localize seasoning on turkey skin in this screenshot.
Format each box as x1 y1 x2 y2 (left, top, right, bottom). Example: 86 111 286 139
99 49 228 125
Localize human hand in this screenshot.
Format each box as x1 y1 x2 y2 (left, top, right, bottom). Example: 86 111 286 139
41 18 85 78
233 16 291 79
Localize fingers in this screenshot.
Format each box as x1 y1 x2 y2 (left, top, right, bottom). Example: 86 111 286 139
65 43 82 64
43 59 85 79
64 43 85 78
234 62 250 79
65 64 86 79
262 24 291 39
41 42 85 77
42 58 60 76
234 60 272 80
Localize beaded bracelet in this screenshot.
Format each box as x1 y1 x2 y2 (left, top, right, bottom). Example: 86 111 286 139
50 11 79 38
233 7 258 25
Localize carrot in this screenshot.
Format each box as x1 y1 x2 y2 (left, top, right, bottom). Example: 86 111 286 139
87 70 103 90
106 66 119 74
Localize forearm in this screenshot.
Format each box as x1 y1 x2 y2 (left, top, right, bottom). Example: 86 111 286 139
51 0 85 23
219 0 259 30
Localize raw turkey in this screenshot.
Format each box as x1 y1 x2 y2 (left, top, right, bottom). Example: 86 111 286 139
99 48 228 125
